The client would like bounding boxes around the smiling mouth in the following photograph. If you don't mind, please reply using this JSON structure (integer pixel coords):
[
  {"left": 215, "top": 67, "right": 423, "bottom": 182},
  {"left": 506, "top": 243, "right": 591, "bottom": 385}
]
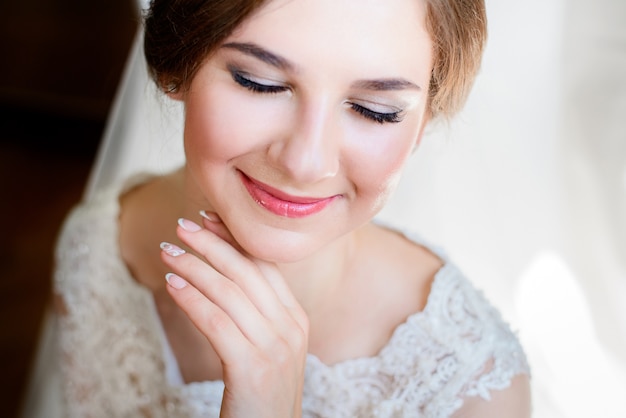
[{"left": 238, "top": 171, "right": 340, "bottom": 218}]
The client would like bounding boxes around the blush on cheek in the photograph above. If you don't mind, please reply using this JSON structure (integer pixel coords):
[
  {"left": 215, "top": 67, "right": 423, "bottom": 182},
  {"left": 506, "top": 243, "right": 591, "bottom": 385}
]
[
  {"left": 349, "top": 129, "right": 415, "bottom": 179},
  {"left": 345, "top": 113, "right": 420, "bottom": 162},
  {"left": 184, "top": 88, "right": 288, "bottom": 162},
  {"left": 371, "top": 170, "right": 405, "bottom": 212},
  {"left": 346, "top": 134, "right": 413, "bottom": 214}
]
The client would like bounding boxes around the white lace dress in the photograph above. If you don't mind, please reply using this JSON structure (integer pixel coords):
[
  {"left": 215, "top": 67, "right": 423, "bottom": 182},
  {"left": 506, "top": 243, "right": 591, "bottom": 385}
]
[{"left": 54, "top": 182, "right": 530, "bottom": 418}]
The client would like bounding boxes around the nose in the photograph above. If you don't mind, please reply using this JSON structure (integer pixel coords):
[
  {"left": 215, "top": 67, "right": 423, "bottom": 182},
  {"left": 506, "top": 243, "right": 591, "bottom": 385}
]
[{"left": 268, "top": 97, "right": 340, "bottom": 184}]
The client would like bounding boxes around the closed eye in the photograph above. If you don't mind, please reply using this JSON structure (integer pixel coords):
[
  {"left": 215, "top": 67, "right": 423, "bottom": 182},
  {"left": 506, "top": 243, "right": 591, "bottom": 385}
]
[
  {"left": 229, "top": 66, "right": 402, "bottom": 123},
  {"left": 351, "top": 103, "right": 403, "bottom": 124},
  {"left": 231, "top": 70, "right": 288, "bottom": 94}
]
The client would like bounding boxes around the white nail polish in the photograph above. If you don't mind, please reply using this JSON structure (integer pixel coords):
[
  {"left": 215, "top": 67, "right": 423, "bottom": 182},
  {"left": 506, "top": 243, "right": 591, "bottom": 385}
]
[
  {"left": 160, "top": 242, "right": 186, "bottom": 257},
  {"left": 165, "top": 273, "right": 188, "bottom": 289},
  {"left": 199, "top": 210, "right": 221, "bottom": 223}
]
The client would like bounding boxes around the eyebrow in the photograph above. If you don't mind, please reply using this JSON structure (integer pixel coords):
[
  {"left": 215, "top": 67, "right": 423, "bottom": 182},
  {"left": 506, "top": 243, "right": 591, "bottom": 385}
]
[
  {"left": 221, "top": 41, "right": 420, "bottom": 92},
  {"left": 222, "top": 42, "right": 295, "bottom": 71},
  {"left": 351, "top": 78, "right": 421, "bottom": 92}
]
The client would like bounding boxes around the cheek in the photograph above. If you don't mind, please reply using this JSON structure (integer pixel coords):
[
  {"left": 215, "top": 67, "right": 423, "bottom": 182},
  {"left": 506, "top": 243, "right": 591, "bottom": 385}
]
[
  {"left": 345, "top": 122, "right": 420, "bottom": 205},
  {"left": 183, "top": 88, "right": 284, "bottom": 165}
]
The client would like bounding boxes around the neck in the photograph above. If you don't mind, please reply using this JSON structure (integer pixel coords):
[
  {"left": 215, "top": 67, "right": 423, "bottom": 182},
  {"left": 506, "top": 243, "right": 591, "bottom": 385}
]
[{"left": 275, "top": 228, "right": 360, "bottom": 315}]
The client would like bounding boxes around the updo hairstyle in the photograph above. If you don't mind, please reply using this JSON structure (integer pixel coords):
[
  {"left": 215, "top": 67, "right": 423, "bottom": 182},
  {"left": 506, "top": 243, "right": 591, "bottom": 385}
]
[{"left": 144, "top": 0, "right": 487, "bottom": 119}]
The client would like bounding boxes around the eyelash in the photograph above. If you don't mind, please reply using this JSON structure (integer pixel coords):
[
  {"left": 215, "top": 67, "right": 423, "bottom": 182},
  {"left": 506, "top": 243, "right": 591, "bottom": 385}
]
[
  {"left": 350, "top": 103, "right": 402, "bottom": 124},
  {"left": 231, "top": 71, "right": 403, "bottom": 124},
  {"left": 232, "top": 71, "right": 287, "bottom": 94}
]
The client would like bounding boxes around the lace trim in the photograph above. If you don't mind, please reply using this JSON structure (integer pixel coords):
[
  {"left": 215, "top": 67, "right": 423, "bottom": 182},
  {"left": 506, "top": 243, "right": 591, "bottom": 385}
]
[{"left": 54, "top": 181, "right": 529, "bottom": 417}]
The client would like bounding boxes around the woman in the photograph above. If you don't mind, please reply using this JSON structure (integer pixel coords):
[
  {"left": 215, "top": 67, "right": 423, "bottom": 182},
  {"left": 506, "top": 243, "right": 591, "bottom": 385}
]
[{"left": 53, "top": 0, "right": 530, "bottom": 416}]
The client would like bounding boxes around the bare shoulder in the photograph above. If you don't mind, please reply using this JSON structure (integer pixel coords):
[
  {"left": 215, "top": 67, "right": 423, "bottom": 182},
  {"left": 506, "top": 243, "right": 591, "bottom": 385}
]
[
  {"left": 118, "top": 171, "right": 183, "bottom": 290},
  {"left": 359, "top": 223, "right": 444, "bottom": 315},
  {"left": 118, "top": 171, "right": 182, "bottom": 222},
  {"left": 367, "top": 224, "right": 443, "bottom": 284},
  {"left": 451, "top": 373, "right": 532, "bottom": 418}
]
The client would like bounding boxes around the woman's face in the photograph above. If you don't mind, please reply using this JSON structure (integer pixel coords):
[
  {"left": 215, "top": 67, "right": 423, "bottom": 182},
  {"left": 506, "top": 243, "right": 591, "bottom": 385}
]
[{"left": 182, "top": 0, "right": 433, "bottom": 263}]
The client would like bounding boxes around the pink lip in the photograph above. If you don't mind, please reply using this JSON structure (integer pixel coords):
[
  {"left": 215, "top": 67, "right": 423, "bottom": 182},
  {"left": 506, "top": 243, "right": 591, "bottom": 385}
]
[{"left": 239, "top": 171, "right": 339, "bottom": 218}]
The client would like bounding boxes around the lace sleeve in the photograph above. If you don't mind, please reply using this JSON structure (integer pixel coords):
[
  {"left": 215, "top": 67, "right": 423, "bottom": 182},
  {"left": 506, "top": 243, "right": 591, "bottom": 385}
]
[
  {"left": 452, "top": 373, "right": 531, "bottom": 418},
  {"left": 422, "top": 267, "right": 531, "bottom": 418},
  {"left": 300, "top": 262, "right": 530, "bottom": 418},
  {"left": 53, "top": 196, "right": 207, "bottom": 417}
]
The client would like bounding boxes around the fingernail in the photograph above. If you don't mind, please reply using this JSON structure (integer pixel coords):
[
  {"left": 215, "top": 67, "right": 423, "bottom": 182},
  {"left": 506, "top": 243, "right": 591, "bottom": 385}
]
[
  {"left": 199, "top": 210, "right": 222, "bottom": 223},
  {"left": 178, "top": 218, "right": 202, "bottom": 232},
  {"left": 160, "top": 242, "right": 186, "bottom": 257},
  {"left": 165, "top": 273, "right": 188, "bottom": 289}
]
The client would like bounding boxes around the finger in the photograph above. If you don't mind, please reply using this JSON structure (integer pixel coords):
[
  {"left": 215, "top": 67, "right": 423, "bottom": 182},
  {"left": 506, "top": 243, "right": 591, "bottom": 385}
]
[
  {"left": 193, "top": 214, "right": 301, "bottom": 312},
  {"left": 176, "top": 219, "right": 288, "bottom": 321},
  {"left": 199, "top": 210, "right": 243, "bottom": 253},
  {"left": 253, "top": 259, "right": 301, "bottom": 310},
  {"left": 164, "top": 273, "right": 254, "bottom": 365},
  {"left": 160, "top": 244, "right": 275, "bottom": 345},
  {"left": 175, "top": 219, "right": 307, "bottom": 343},
  {"left": 256, "top": 261, "right": 309, "bottom": 333}
]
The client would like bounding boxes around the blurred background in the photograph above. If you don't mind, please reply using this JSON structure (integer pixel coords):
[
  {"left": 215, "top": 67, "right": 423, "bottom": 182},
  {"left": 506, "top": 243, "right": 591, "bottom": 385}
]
[{"left": 0, "top": 1, "right": 137, "bottom": 416}]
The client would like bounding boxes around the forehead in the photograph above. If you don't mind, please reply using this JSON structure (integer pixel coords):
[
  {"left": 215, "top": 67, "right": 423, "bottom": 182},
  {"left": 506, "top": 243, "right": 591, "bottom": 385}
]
[{"left": 227, "top": 0, "right": 433, "bottom": 82}]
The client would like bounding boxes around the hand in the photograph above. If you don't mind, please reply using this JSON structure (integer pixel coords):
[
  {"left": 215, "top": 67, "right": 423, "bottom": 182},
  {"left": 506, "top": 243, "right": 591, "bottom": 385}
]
[{"left": 160, "top": 214, "right": 309, "bottom": 418}]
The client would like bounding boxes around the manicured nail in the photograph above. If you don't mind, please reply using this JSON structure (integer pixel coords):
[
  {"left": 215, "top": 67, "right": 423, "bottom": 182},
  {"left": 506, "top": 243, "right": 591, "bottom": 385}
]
[
  {"left": 160, "top": 242, "right": 186, "bottom": 257},
  {"left": 199, "top": 210, "right": 222, "bottom": 223},
  {"left": 178, "top": 218, "right": 202, "bottom": 232},
  {"left": 165, "top": 273, "right": 188, "bottom": 289}
]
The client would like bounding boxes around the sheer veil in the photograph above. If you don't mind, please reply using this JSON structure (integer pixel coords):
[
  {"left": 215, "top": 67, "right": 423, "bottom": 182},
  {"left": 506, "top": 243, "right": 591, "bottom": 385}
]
[
  {"left": 83, "top": 30, "right": 184, "bottom": 198},
  {"left": 21, "top": 0, "right": 626, "bottom": 417}
]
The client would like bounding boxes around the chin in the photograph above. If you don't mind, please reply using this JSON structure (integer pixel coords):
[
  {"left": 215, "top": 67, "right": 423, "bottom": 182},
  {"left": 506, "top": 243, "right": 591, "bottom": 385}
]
[{"left": 232, "top": 224, "right": 332, "bottom": 264}]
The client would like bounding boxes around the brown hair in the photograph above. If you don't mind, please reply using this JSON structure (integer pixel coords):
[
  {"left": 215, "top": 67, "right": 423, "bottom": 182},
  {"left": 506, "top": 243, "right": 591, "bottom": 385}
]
[
  {"left": 144, "top": 0, "right": 266, "bottom": 92},
  {"left": 425, "top": 0, "right": 487, "bottom": 117},
  {"left": 144, "top": 0, "right": 487, "bottom": 118}
]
